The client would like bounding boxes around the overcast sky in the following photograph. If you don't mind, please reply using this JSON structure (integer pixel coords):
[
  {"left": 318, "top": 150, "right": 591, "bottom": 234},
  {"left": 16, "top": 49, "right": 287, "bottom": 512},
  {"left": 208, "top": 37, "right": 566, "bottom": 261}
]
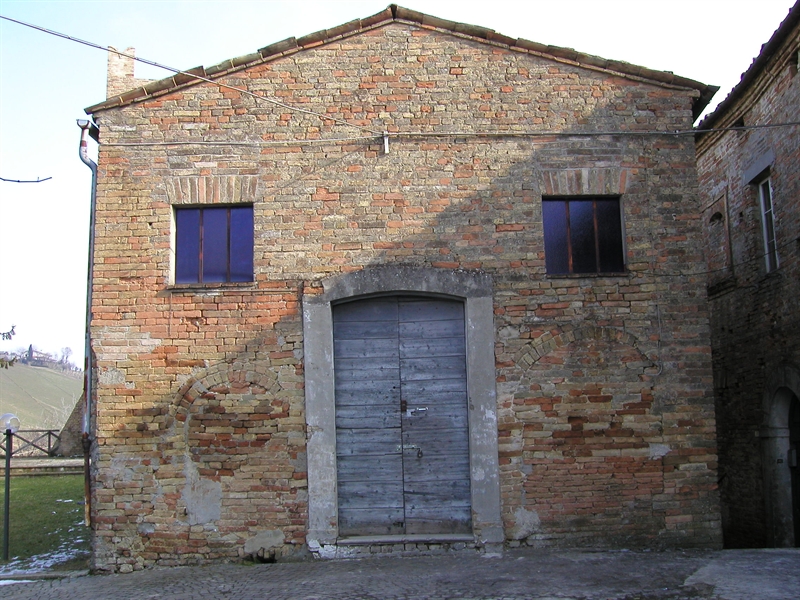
[{"left": 0, "top": 0, "right": 796, "bottom": 364}]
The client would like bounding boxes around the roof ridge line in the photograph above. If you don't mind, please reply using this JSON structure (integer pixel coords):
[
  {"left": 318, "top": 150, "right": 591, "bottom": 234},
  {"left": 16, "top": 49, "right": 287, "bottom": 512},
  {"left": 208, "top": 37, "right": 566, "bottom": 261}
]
[{"left": 86, "top": 4, "right": 716, "bottom": 117}]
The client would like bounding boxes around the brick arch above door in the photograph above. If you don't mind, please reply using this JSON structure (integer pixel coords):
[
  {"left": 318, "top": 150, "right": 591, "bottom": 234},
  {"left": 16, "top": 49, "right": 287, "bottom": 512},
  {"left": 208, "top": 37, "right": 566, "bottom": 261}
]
[{"left": 302, "top": 267, "right": 502, "bottom": 553}]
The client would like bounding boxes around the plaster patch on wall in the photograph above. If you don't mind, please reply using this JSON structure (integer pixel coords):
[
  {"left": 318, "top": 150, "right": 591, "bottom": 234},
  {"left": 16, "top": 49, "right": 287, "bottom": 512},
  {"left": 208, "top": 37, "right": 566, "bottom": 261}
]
[
  {"left": 308, "top": 541, "right": 358, "bottom": 559},
  {"left": 109, "top": 457, "right": 138, "bottom": 482},
  {"left": 94, "top": 326, "right": 162, "bottom": 363},
  {"left": 99, "top": 368, "right": 126, "bottom": 385},
  {"left": 498, "top": 326, "right": 517, "bottom": 340},
  {"left": 649, "top": 443, "right": 671, "bottom": 459},
  {"left": 244, "top": 530, "right": 285, "bottom": 555},
  {"left": 183, "top": 460, "right": 221, "bottom": 525},
  {"left": 511, "top": 507, "right": 541, "bottom": 540}
]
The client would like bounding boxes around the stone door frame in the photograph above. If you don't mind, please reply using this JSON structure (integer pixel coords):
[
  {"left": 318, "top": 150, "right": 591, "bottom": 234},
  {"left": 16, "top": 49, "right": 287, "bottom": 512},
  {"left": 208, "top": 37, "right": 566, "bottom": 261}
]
[{"left": 302, "top": 267, "right": 502, "bottom": 552}]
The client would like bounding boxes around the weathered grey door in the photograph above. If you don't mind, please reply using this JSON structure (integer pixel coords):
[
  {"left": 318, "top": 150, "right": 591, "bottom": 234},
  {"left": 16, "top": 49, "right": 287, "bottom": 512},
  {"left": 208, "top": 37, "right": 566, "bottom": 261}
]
[{"left": 334, "top": 296, "right": 471, "bottom": 536}]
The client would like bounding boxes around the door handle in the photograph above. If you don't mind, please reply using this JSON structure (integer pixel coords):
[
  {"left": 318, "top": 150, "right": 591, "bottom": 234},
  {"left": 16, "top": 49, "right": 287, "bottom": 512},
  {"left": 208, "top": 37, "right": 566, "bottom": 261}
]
[
  {"left": 405, "top": 407, "right": 428, "bottom": 417},
  {"left": 397, "top": 444, "right": 424, "bottom": 458},
  {"left": 398, "top": 444, "right": 419, "bottom": 451}
]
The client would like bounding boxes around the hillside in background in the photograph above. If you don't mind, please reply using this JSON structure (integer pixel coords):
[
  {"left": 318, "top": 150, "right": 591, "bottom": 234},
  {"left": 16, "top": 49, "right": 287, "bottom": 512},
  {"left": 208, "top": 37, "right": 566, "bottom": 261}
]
[{"left": 0, "top": 364, "right": 82, "bottom": 430}]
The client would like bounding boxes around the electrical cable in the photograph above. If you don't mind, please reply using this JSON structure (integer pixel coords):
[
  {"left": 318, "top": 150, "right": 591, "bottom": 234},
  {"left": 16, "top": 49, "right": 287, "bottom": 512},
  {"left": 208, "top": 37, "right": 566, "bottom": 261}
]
[
  {"left": 3, "top": 14, "right": 800, "bottom": 144},
  {"left": 0, "top": 176, "right": 52, "bottom": 183},
  {"left": 0, "top": 14, "right": 385, "bottom": 136},
  {"left": 646, "top": 235, "right": 799, "bottom": 279},
  {"left": 106, "top": 136, "right": 378, "bottom": 147},
  {"left": 392, "top": 122, "right": 800, "bottom": 137},
  {"left": 3, "top": 13, "right": 795, "bottom": 284},
  {"left": 100, "top": 121, "right": 800, "bottom": 147}
]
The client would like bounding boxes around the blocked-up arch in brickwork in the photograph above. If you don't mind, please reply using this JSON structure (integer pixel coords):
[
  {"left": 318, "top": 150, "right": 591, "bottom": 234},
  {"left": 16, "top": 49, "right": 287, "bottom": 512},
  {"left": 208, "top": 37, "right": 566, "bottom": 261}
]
[
  {"left": 512, "top": 325, "right": 655, "bottom": 372},
  {"left": 167, "top": 337, "right": 302, "bottom": 478},
  {"left": 173, "top": 371, "right": 291, "bottom": 474},
  {"left": 501, "top": 325, "right": 665, "bottom": 546},
  {"left": 135, "top": 333, "right": 308, "bottom": 562}
]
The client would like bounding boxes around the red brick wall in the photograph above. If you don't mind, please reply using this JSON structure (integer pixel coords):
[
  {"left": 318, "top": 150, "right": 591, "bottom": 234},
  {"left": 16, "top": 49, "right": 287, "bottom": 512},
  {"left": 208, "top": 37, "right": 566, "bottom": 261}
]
[
  {"left": 696, "top": 27, "right": 800, "bottom": 548},
  {"left": 90, "top": 22, "right": 720, "bottom": 571}
]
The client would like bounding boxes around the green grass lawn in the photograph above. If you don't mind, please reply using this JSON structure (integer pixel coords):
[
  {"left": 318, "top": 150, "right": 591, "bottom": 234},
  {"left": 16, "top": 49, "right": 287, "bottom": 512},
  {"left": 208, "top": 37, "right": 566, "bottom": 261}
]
[{"left": 0, "top": 474, "right": 90, "bottom": 572}]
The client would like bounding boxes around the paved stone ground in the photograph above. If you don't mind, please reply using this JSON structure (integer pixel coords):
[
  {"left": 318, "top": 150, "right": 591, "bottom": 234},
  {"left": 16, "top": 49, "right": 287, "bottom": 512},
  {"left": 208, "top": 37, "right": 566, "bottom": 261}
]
[{"left": 0, "top": 548, "right": 797, "bottom": 600}]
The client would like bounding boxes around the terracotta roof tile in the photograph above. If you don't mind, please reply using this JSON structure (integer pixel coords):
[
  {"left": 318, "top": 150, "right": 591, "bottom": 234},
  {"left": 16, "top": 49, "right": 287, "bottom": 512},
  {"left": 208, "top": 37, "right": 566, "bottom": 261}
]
[
  {"left": 258, "top": 37, "right": 299, "bottom": 58},
  {"left": 360, "top": 7, "right": 393, "bottom": 28},
  {"left": 697, "top": 2, "right": 799, "bottom": 132},
  {"left": 172, "top": 66, "right": 206, "bottom": 86}
]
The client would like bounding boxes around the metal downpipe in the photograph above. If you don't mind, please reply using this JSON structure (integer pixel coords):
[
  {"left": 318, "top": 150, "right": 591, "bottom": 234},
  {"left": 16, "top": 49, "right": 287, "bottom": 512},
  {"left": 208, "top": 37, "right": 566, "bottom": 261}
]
[{"left": 77, "top": 119, "right": 97, "bottom": 527}]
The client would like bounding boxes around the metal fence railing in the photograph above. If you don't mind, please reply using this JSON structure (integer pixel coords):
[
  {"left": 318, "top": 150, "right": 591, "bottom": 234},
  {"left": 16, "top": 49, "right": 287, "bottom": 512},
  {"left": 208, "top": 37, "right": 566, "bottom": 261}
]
[{"left": 0, "top": 430, "right": 61, "bottom": 458}]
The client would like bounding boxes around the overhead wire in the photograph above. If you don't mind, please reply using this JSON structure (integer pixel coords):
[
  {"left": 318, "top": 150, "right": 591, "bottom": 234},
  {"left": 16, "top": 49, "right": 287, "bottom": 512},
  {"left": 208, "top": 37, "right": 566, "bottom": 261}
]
[
  {"left": 98, "top": 119, "right": 800, "bottom": 148},
  {"left": 3, "top": 13, "right": 800, "bottom": 146},
  {"left": 0, "top": 176, "right": 53, "bottom": 183},
  {"left": 0, "top": 14, "right": 384, "bottom": 137},
  {"left": 3, "top": 13, "right": 797, "bottom": 282},
  {"left": 392, "top": 122, "right": 800, "bottom": 138},
  {"left": 106, "top": 136, "right": 378, "bottom": 147},
  {"left": 649, "top": 235, "right": 799, "bottom": 279}
]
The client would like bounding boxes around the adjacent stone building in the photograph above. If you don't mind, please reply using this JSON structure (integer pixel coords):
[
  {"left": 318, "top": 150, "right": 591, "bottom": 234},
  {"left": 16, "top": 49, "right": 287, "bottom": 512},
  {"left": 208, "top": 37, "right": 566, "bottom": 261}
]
[
  {"left": 696, "top": 3, "right": 800, "bottom": 548},
  {"left": 84, "top": 5, "right": 722, "bottom": 572}
]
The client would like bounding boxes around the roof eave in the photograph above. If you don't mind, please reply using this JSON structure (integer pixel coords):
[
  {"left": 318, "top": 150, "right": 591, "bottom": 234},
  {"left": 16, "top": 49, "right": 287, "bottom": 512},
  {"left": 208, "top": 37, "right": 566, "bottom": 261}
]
[
  {"left": 696, "top": 2, "right": 800, "bottom": 134},
  {"left": 86, "top": 3, "right": 716, "bottom": 115}
]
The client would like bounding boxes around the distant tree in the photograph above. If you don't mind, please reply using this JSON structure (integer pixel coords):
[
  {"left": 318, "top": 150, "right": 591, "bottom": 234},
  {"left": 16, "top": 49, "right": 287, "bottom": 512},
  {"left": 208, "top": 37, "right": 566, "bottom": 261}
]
[
  {"left": 60, "top": 347, "right": 73, "bottom": 364},
  {"left": 1, "top": 325, "right": 16, "bottom": 368}
]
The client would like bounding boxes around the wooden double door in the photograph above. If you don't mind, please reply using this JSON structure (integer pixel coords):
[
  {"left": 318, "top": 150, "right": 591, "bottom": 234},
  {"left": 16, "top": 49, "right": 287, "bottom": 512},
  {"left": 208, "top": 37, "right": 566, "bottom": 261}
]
[{"left": 333, "top": 296, "right": 472, "bottom": 536}]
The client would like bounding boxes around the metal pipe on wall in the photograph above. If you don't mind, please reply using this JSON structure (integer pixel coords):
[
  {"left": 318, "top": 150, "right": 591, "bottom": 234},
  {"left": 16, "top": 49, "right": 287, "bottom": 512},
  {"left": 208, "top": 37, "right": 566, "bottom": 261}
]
[{"left": 77, "top": 119, "right": 97, "bottom": 527}]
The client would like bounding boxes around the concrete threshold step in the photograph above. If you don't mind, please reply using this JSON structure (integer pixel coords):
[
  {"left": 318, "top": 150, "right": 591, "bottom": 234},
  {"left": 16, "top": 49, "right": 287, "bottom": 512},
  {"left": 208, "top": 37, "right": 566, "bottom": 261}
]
[{"left": 337, "top": 534, "right": 474, "bottom": 546}]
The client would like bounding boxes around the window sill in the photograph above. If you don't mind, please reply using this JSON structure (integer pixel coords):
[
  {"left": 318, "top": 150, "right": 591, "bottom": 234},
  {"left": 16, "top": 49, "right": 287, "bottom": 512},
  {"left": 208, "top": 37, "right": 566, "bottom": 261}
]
[
  {"left": 545, "top": 272, "right": 629, "bottom": 279},
  {"left": 167, "top": 281, "right": 256, "bottom": 293}
]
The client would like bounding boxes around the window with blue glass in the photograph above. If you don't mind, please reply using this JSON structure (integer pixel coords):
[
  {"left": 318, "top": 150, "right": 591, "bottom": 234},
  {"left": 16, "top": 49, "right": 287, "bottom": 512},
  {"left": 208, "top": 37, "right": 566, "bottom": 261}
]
[
  {"left": 175, "top": 205, "right": 254, "bottom": 284},
  {"left": 542, "top": 197, "right": 625, "bottom": 275}
]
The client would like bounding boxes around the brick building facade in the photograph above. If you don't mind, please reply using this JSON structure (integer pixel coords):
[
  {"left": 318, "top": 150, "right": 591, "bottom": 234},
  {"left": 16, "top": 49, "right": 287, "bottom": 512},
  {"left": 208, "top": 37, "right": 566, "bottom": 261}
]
[
  {"left": 84, "top": 6, "right": 722, "bottom": 572},
  {"left": 695, "top": 3, "right": 800, "bottom": 548}
]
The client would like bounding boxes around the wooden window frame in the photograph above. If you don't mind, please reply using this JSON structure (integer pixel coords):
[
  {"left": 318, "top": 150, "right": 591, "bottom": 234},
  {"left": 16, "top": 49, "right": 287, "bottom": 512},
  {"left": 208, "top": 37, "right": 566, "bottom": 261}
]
[
  {"left": 174, "top": 204, "right": 254, "bottom": 284},
  {"left": 542, "top": 196, "right": 626, "bottom": 276},
  {"left": 757, "top": 177, "right": 779, "bottom": 273}
]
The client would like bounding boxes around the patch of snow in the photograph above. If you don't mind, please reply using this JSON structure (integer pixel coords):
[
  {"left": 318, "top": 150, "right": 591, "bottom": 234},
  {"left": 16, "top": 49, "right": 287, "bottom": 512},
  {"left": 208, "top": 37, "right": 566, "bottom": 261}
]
[{"left": 0, "top": 541, "right": 88, "bottom": 576}]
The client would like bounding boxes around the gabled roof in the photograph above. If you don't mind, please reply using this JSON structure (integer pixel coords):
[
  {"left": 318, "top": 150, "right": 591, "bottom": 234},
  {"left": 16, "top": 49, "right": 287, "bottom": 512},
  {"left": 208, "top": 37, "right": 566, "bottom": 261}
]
[
  {"left": 696, "top": 1, "right": 799, "bottom": 133},
  {"left": 86, "top": 4, "right": 717, "bottom": 119}
]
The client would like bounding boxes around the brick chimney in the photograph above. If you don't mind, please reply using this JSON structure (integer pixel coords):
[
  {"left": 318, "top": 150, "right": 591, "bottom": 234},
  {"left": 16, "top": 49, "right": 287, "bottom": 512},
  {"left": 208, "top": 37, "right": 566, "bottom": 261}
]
[{"left": 106, "top": 47, "right": 148, "bottom": 98}]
